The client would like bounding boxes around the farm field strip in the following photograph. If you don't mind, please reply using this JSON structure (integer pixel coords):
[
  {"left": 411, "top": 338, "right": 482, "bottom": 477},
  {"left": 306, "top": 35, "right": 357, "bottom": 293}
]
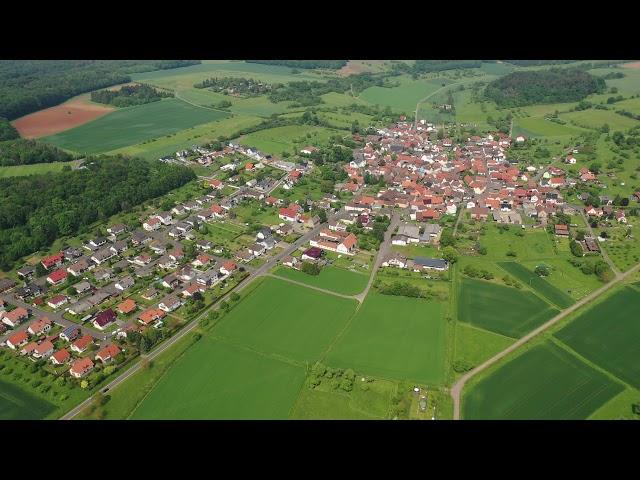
[
  {"left": 271, "top": 265, "right": 369, "bottom": 296},
  {"left": 497, "top": 261, "right": 575, "bottom": 309}
]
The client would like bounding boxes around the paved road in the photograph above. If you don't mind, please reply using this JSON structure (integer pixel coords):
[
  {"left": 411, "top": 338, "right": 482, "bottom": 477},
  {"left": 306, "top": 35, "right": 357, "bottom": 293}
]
[
  {"left": 353, "top": 212, "right": 400, "bottom": 303},
  {"left": 60, "top": 215, "right": 338, "bottom": 420},
  {"left": 450, "top": 261, "right": 640, "bottom": 419},
  {"left": 580, "top": 212, "right": 621, "bottom": 277},
  {"left": 1, "top": 293, "right": 107, "bottom": 344}
]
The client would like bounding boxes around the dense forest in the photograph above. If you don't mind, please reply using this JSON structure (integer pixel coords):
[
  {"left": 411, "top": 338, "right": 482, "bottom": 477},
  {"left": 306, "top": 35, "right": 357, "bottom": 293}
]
[
  {"left": 392, "top": 60, "right": 482, "bottom": 75},
  {"left": 0, "top": 139, "right": 75, "bottom": 166},
  {"left": 0, "top": 60, "right": 200, "bottom": 120},
  {"left": 246, "top": 60, "right": 347, "bottom": 70},
  {"left": 504, "top": 60, "right": 577, "bottom": 67},
  {"left": 0, "top": 117, "right": 19, "bottom": 141},
  {"left": 90, "top": 83, "right": 173, "bottom": 107},
  {"left": 0, "top": 156, "right": 196, "bottom": 270},
  {"left": 484, "top": 68, "right": 606, "bottom": 107},
  {"left": 193, "top": 77, "right": 272, "bottom": 96}
]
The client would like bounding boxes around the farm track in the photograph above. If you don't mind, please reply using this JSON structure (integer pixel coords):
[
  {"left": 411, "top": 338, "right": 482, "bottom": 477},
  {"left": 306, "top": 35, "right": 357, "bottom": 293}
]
[
  {"left": 451, "top": 260, "right": 640, "bottom": 419},
  {"left": 264, "top": 273, "right": 360, "bottom": 301}
]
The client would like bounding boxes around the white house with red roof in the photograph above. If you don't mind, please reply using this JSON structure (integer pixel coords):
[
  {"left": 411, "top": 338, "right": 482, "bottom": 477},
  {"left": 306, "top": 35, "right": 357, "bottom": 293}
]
[
  {"left": 46, "top": 268, "right": 68, "bottom": 285},
  {"left": 69, "top": 357, "right": 94, "bottom": 378}
]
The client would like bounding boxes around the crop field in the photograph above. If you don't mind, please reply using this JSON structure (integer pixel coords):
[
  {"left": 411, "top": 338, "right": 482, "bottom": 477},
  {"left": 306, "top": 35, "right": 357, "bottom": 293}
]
[
  {"left": 498, "top": 262, "right": 575, "bottom": 309},
  {"left": 43, "top": 98, "right": 231, "bottom": 154},
  {"left": 175, "top": 88, "right": 298, "bottom": 117},
  {"left": 239, "top": 125, "right": 342, "bottom": 156},
  {"left": 272, "top": 265, "right": 369, "bottom": 296},
  {"left": 453, "top": 323, "right": 514, "bottom": 372},
  {"left": 325, "top": 292, "right": 447, "bottom": 385},
  {"left": 457, "top": 278, "right": 559, "bottom": 338},
  {"left": 452, "top": 90, "right": 502, "bottom": 128},
  {"left": 554, "top": 287, "right": 640, "bottom": 389},
  {"left": 359, "top": 77, "right": 454, "bottom": 112},
  {"left": 213, "top": 277, "right": 358, "bottom": 363},
  {"left": 512, "top": 116, "right": 585, "bottom": 138},
  {"left": 0, "top": 379, "right": 56, "bottom": 420},
  {"left": 107, "top": 114, "right": 263, "bottom": 160},
  {"left": 463, "top": 342, "right": 624, "bottom": 419},
  {"left": 131, "top": 337, "right": 306, "bottom": 419}
]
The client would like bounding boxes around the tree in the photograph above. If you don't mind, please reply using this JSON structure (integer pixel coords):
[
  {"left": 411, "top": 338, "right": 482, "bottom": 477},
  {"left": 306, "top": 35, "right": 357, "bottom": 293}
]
[
  {"left": 230, "top": 292, "right": 240, "bottom": 302},
  {"left": 570, "top": 240, "right": 584, "bottom": 257},
  {"left": 442, "top": 247, "right": 458, "bottom": 264},
  {"left": 534, "top": 264, "right": 550, "bottom": 276}
]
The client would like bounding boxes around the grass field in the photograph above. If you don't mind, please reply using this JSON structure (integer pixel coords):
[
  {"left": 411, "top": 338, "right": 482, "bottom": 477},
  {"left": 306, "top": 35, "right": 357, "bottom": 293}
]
[
  {"left": 588, "top": 388, "right": 640, "bottom": 420},
  {"left": 479, "top": 225, "right": 555, "bottom": 261},
  {"left": 497, "top": 262, "right": 575, "bottom": 309},
  {"left": 107, "top": 114, "right": 263, "bottom": 160},
  {"left": 457, "top": 278, "right": 559, "bottom": 338},
  {"left": 463, "top": 341, "right": 624, "bottom": 419},
  {"left": 43, "top": 98, "right": 230, "bottom": 154},
  {"left": 325, "top": 292, "right": 447, "bottom": 385},
  {"left": 273, "top": 265, "right": 369, "bottom": 296},
  {"left": 213, "top": 277, "right": 358, "bottom": 363},
  {"left": 131, "top": 337, "right": 306, "bottom": 419},
  {"left": 0, "top": 379, "right": 56, "bottom": 420},
  {"left": 554, "top": 287, "right": 640, "bottom": 389},
  {"left": 521, "top": 257, "right": 602, "bottom": 300},
  {"left": 453, "top": 323, "right": 514, "bottom": 371},
  {"left": 238, "top": 124, "right": 343, "bottom": 156},
  {"left": 360, "top": 77, "right": 453, "bottom": 112},
  {"left": 0, "top": 160, "right": 81, "bottom": 178},
  {"left": 512, "top": 116, "right": 586, "bottom": 138},
  {"left": 560, "top": 109, "right": 640, "bottom": 131}
]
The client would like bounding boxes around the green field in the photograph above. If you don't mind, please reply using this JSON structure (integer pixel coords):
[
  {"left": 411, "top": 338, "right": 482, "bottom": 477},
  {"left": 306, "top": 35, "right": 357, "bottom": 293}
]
[
  {"left": 521, "top": 257, "right": 602, "bottom": 300},
  {"left": 457, "top": 278, "right": 559, "bottom": 338},
  {"left": 512, "top": 116, "right": 586, "bottom": 138},
  {"left": 213, "top": 277, "right": 358, "bottom": 363},
  {"left": 555, "top": 287, "right": 640, "bottom": 389},
  {"left": 453, "top": 323, "right": 514, "bottom": 371},
  {"left": 238, "top": 124, "right": 342, "bottom": 156},
  {"left": 497, "top": 262, "right": 575, "bottom": 309},
  {"left": 43, "top": 98, "right": 231, "bottom": 154},
  {"left": 273, "top": 265, "right": 369, "bottom": 295},
  {"left": 560, "top": 108, "right": 640, "bottom": 131},
  {"left": 325, "top": 292, "right": 447, "bottom": 385},
  {"left": 479, "top": 225, "right": 555, "bottom": 261},
  {"left": 0, "top": 160, "right": 80, "bottom": 178},
  {"left": 0, "top": 379, "right": 56, "bottom": 420},
  {"left": 360, "top": 77, "right": 453, "bottom": 112},
  {"left": 131, "top": 337, "right": 305, "bottom": 419},
  {"left": 463, "top": 342, "right": 624, "bottom": 419}
]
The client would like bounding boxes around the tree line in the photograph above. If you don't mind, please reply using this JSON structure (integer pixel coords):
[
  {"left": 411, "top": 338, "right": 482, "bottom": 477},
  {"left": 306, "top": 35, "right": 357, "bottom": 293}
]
[
  {"left": 0, "top": 156, "right": 196, "bottom": 270},
  {"left": 193, "top": 76, "right": 272, "bottom": 96},
  {"left": 0, "top": 60, "right": 200, "bottom": 120},
  {"left": 0, "top": 117, "right": 19, "bottom": 141},
  {"left": 246, "top": 60, "right": 347, "bottom": 70},
  {"left": 484, "top": 68, "right": 606, "bottom": 107},
  {"left": 0, "top": 139, "right": 75, "bottom": 166},
  {"left": 90, "top": 83, "right": 173, "bottom": 108}
]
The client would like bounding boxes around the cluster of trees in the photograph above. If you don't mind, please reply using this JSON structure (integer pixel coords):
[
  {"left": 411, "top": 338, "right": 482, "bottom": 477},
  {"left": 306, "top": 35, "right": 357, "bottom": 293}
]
[
  {"left": 308, "top": 363, "right": 356, "bottom": 392},
  {"left": 378, "top": 281, "right": 425, "bottom": 298},
  {"left": 193, "top": 76, "right": 272, "bottom": 96},
  {"left": 0, "top": 60, "right": 200, "bottom": 120},
  {"left": 502, "top": 275, "right": 522, "bottom": 289},
  {"left": 301, "top": 262, "right": 321, "bottom": 276},
  {"left": 246, "top": 60, "right": 347, "bottom": 70},
  {"left": 600, "top": 71, "right": 625, "bottom": 80},
  {"left": 0, "top": 156, "right": 196, "bottom": 270},
  {"left": 90, "top": 83, "right": 173, "bottom": 108},
  {"left": 127, "top": 328, "right": 165, "bottom": 353},
  {"left": 0, "top": 139, "right": 75, "bottom": 166},
  {"left": 568, "top": 257, "right": 614, "bottom": 282},
  {"left": 0, "top": 117, "right": 18, "bottom": 141},
  {"left": 392, "top": 60, "right": 482, "bottom": 75},
  {"left": 463, "top": 264, "right": 494, "bottom": 280},
  {"left": 504, "top": 60, "right": 577, "bottom": 67},
  {"left": 485, "top": 68, "right": 606, "bottom": 107}
]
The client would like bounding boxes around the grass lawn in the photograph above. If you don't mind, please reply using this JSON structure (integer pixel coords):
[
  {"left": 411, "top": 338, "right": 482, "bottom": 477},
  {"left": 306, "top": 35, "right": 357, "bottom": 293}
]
[
  {"left": 453, "top": 323, "right": 514, "bottom": 371},
  {"left": 0, "top": 160, "right": 81, "bottom": 178},
  {"left": 521, "top": 257, "right": 602, "bottom": 300},
  {"left": 131, "top": 337, "right": 306, "bottom": 419},
  {"left": 325, "top": 292, "right": 447, "bottom": 385},
  {"left": 239, "top": 125, "right": 343, "bottom": 156},
  {"left": 554, "top": 287, "right": 640, "bottom": 389},
  {"left": 43, "top": 98, "right": 230, "bottom": 154},
  {"left": 497, "top": 262, "right": 575, "bottom": 309},
  {"left": 272, "top": 265, "right": 369, "bottom": 295},
  {"left": 458, "top": 277, "right": 559, "bottom": 338},
  {"left": 560, "top": 108, "right": 640, "bottom": 131},
  {"left": 479, "top": 224, "right": 556, "bottom": 261},
  {"left": 0, "top": 379, "right": 56, "bottom": 420},
  {"left": 213, "top": 277, "right": 358, "bottom": 363},
  {"left": 588, "top": 388, "right": 640, "bottom": 420},
  {"left": 463, "top": 341, "right": 624, "bottom": 419},
  {"left": 600, "top": 224, "right": 640, "bottom": 272},
  {"left": 512, "top": 116, "right": 586, "bottom": 138}
]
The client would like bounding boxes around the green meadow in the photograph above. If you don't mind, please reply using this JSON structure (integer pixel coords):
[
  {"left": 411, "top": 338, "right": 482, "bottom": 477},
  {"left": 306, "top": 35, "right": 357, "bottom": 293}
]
[
  {"left": 273, "top": 265, "right": 369, "bottom": 296},
  {"left": 497, "top": 262, "right": 575, "bottom": 309}
]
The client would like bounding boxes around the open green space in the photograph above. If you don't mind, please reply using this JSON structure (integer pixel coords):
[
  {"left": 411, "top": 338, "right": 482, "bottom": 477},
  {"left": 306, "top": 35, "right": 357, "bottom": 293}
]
[
  {"left": 513, "top": 116, "right": 586, "bottom": 138},
  {"left": 0, "top": 160, "right": 81, "bottom": 178},
  {"left": 463, "top": 341, "right": 624, "bottom": 419},
  {"left": 479, "top": 225, "right": 555, "bottom": 261},
  {"left": 555, "top": 287, "right": 640, "bottom": 389},
  {"left": 497, "top": 262, "right": 575, "bottom": 309},
  {"left": 457, "top": 277, "right": 559, "bottom": 338},
  {"left": 0, "top": 379, "right": 56, "bottom": 420},
  {"left": 43, "top": 98, "right": 230, "bottom": 154},
  {"left": 560, "top": 108, "right": 639, "bottom": 131},
  {"left": 238, "top": 124, "right": 343, "bottom": 156},
  {"left": 131, "top": 337, "right": 305, "bottom": 419},
  {"left": 521, "top": 257, "right": 602, "bottom": 300},
  {"left": 588, "top": 388, "right": 640, "bottom": 420},
  {"left": 213, "top": 277, "right": 358, "bottom": 363},
  {"left": 453, "top": 323, "right": 514, "bottom": 371},
  {"left": 325, "top": 292, "right": 447, "bottom": 385},
  {"left": 272, "top": 265, "right": 369, "bottom": 296},
  {"left": 360, "top": 77, "right": 454, "bottom": 112}
]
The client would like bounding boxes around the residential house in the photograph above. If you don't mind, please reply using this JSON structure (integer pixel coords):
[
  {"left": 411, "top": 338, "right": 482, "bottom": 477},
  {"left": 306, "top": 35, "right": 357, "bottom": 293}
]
[
  {"left": 28, "top": 317, "right": 52, "bottom": 336},
  {"left": 158, "top": 295, "right": 181, "bottom": 313},
  {"left": 46, "top": 268, "right": 68, "bottom": 285},
  {"left": 50, "top": 348, "right": 71, "bottom": 365},
  {"left": 70, "top": 335, "right": 94, "bottom": 354},
  {"left": 95, "top": 344, "right": 121, "bottom": 364},
  {"left": 47, "top": 295, "right": 68, "bottom": 309},
  {"left": 92, "top": 309, "right": 117, "bottom": 330},
  {"left": 69, "top": 357, "right": 94, "bottom": 378},
  {"left": 6, "top": 331, "right": 29, "bottom": 350},
  {"left": 33, "top": 340, "right": 54, "bottom": 359}
]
